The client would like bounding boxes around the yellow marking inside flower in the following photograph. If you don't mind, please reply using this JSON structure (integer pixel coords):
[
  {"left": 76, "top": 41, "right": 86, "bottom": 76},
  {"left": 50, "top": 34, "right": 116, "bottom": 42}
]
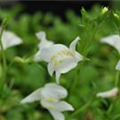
[
  {"left": 48, "top": 99, "right": 55, "bottom": 103},
  {"left": 54, "top": 60, "right": 58, "bottom": 66},
  {"left": 46, "top": 100, "right": 54, "bottom": 109},
  {"left": 47, "top": 96, "right": 56, "bottom": 103},
  {"left": 51, "top": 49, "right": 75, "bottom": 61},
  {"left": 48, "top": 106, "right": 54, "bottom": 110}
]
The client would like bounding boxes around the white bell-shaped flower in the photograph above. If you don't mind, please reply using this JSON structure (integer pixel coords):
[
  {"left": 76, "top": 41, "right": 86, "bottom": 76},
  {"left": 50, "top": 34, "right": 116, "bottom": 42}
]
[
  {"left": 100, "top": 35, "right": 120, "bottom": 71},
  {"left": 0, "top": 29, "right": 22, "bottom": 50},
  {"left": 96, "top": 87, "right": 118, "bottom": 98},
  {"left": 21, "top": 83, "right": 74, "bottom": 120},
  {"left": 100, "top": 34, "right": 120, "bottom": 53},
  {"left": 40, "top": 36, "right": 83, "bottom": 83},
  {"left": 34, "top": 31, "right": 54, "bottom": 62}
]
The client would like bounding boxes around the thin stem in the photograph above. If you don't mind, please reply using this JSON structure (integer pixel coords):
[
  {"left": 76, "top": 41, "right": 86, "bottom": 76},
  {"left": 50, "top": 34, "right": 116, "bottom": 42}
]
[
  {"left": 69, "top": 22, "right": 97, "bottom": 94},
  {"left": 0, "top": 28, "right": 7, "bottom": 72},
  {"left": 69, "top": 65, "right": 81, "bottom": 94},
  {"left": 0, "top": 20, "right": 7, "bottom": 94},
  {"left": 71, "top": 96, "right": 96, "bottom": 117},
  {"left": 107, "top": 102, "right": 114, "bottom": 114},
  {"left": 115, "top": 71, "right": 119, "bottom": 86},
  {"left": 69, "top": 25, "right": 96, "bottom": 95},
  {"left": 114, "top": 20, "right": 120, "bottom": 36},
  {"left": 70, "top": 10, "right": 108, "bottom": 91}
]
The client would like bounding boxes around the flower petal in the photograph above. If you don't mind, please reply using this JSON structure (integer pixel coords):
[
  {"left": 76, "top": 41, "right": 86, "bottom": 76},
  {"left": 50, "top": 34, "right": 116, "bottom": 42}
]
[
  {"left": 116, "top": 60, "right": 120, "bottom": 70},
  {"left": 47, "top": 62, "right": 55, "bottom": 76},
  {"left": 96, "top": 87, "right": 118, "bottom": 98},
  {"left": 37, "top": 37, "right": 53, "bottom": 51},
  {"left": 100, "top": 34, "right": 120, "bottom": 53},
  {"left": 36, "top": 31, "right": 54, "bottom": 51},
  {"left": 53, "top": 101, "right": 74, "bottom": 112},
  {"left": 21, "top": 88, "right": 43, "bottom": 104},
  {"left": 40, "top": 44, "right": 68, "bottom": 62},
  {"left": 0, "top": 30, "right": 22, "bottom": 50},
  {"left": 41, "top": 83, "right": 67, "bottom": 100},
  {"left": 74, "top": 51, "right": 83, "bottom": 62},
  {"left": 34, "top": 50, "right": 43, "bottom": 62},
  {"left": 40, "top": 100, "right": 53, "bottom": 109},
  {"left": 55, "top": 57, "right": 78, "bottom": 74},
  {"left": 56, "top": 72, "right": 61, "bottom": 84},
  {"left": 69, "top": 36, "right": 80, "bottom": 51},
  {"left": 34, "top": 31, "right": 54, "bottom": 62},
  {"left": 53, "top": 57, "right": 81, "bottom": 83},
  {"left": 36, "top": 31, "right": 46, "bottom": 41},
  {"left": 49, "top": 110, "right": 65, "bottom": 120}
]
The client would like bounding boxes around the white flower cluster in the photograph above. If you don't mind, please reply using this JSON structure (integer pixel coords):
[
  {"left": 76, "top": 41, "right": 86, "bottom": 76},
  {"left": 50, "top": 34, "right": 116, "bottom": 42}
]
[
  {"left": 0, "top": 29, "right": 83, "bottom": 120},
  {"left": 34, "top": 31, "right": 83, "bottom": 83},
  {"left": 1, "top": 27, "right": 119, "bottom": 119},
  {"left": 22, "top": 31, "right": 83, "bottom": 120},
  {"left": 21, "top": 83, "right": 74, "bottom": 120}
]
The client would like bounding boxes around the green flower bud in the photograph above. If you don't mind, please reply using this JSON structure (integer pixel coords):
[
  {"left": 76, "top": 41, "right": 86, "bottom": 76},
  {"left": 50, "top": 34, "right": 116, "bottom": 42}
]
[
  {"left": 14, "top": 57, "right": 26, "bottom": 63},
  {"left": 101, "top": 7, "right": 108, "bottom": 15},
  {"left": 14, "top": 57, "right": 31, "bottom": 64},
  {"left": 113, "top": 12, "right": 120, "bottom": 27},
  {"left": 113, "top": 12, "right": 120, "bottom": 20}
]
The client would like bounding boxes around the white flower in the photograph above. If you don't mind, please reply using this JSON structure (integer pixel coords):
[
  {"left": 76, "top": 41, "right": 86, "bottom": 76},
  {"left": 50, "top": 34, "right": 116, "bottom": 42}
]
[
  {"left": 96, "top": 87, "right": 119, "bottom": 98},
  {"left": 40, "top": 36, "right": 83, "bottom": 83},
  {"left": 100, "top": 34, "right": 120, "bottom": 53},
  {"left": 100, "top": 35, "right": 120, "bottom": 71},
  {"left": 21, "top": 83, "right": 74, "bottom": 120},
  {"left": 34, "top": 31, "right": 54, "bottom": 62},
  {"left": 0, "top": 29, "right": 22, "bottom": 50}
]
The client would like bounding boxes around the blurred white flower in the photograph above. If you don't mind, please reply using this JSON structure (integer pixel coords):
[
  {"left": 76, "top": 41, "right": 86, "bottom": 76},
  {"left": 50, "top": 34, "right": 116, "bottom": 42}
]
[
  {"left": 40, "top": 36, "right": 83, "bottom": 83},
  {"left": 21, "top": 83, "right": 74, "bottom": 120},
  {"left": 34, "top": 31, "right": 54, "bottom": 62},
  {"left": 96, "top": 87, "right": 118, "bottom": 98},
  {"left": 100, "top": 35, "right": 120, "bottom": 71},
  {"left": 0, "top": 29, "right": 22, "bottom": 50},
  {"left": 100, "top": 34, "right": 120, "bottom": 53}
]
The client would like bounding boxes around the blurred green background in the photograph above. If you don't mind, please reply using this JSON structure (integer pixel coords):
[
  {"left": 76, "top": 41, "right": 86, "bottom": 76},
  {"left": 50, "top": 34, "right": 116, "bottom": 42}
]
[{"left": 0, "top": 1, "right": 120, "bottom": 120}]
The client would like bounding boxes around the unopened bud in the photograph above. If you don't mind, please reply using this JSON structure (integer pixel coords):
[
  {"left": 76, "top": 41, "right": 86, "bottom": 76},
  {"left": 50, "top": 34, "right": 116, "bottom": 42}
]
[
  {"left": 113, "top": 13, "right": 120, "bottom": 20},
  {"left": 14, "top": 57, "right": 26, "bottom": 63},
  {"left": 101, "top": 7, "right": 108, "bottom": 15}
]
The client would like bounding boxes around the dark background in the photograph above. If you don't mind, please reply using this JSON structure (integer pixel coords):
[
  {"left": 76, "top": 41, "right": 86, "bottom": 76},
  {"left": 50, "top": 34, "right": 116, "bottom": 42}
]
[
  {"left": 0, "top": 1, "right": 111, "bottom": 19},
  {"left": 19, "top": 1, "right": 110, "bottom": 15}
]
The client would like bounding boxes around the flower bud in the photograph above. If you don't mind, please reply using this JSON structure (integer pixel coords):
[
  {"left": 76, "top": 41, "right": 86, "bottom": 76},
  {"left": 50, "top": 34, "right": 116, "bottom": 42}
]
[
  {"left": 113, "top": 12, "right": 120, "bottom": 27},
  {"left": 14, "top": 57, "right": 31, "bottom": 64},
  {"left": 101, "top": 7, "right": 108, "bottom": 15},
  {"left": 97, "top": 87, "right": 118, "bottom": 98},
  {"left": 113, "top": 12, "right": 120, "bottom": 20}
]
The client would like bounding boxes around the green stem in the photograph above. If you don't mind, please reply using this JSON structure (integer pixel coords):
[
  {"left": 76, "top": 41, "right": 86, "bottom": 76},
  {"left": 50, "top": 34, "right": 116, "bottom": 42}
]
[
  {"left": 69, "top": 23, "right": 97, "bottom": 94},
  {"left": 71, "top": 96, "right": 95, "bottom": 117},
  {"left": 115, "top": 71, "right": 119, "bottom": 86},
  {"left": 69, "top": 25, "right": 96, "bottom": 95},
  {"left": 107, "top": 102, "right": 114, "bottom": 114},
  {"left": 69, "top": 65, "right": 81, "bottom": 94},
  {"left": 0, "top": 20, "right": 7, "bottom": 94},
  {"left": 70, "top": 11, "right": 108, "bottom": 93}
]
